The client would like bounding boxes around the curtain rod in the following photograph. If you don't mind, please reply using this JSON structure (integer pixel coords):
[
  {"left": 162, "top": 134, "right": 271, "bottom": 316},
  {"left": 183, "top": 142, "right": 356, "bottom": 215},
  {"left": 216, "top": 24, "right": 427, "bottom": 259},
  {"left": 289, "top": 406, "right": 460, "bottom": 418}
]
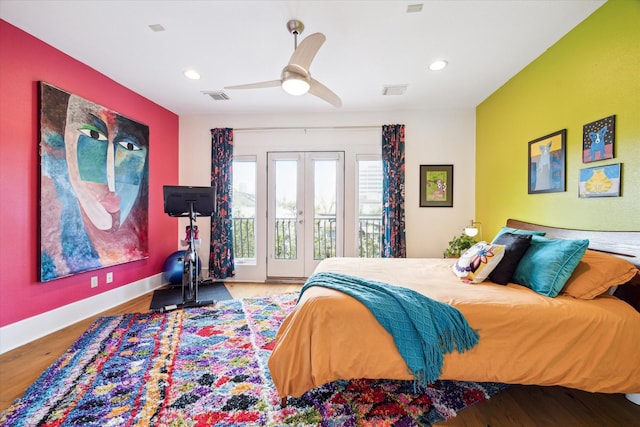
[{"left": 232, "top": 125, "right": 381, "bottom": 132}]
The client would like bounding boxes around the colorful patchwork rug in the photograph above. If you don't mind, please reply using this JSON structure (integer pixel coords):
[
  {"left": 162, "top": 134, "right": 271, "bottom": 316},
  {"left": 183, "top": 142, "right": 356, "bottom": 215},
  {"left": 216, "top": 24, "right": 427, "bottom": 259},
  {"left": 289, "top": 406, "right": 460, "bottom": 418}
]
[{"left": 0, "top": 293, "right": 507, "bottom": 426}]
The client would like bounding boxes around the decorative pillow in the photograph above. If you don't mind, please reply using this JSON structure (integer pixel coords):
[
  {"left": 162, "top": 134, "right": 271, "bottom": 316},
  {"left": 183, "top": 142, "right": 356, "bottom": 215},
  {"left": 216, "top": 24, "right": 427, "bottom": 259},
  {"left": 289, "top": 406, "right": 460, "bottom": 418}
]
[
  {"left": 613, "top": 281, "right": 640, "bottom": 313},
  {"left": 561, "top": 250, "right": 639, "bottom": 299},
  {"left": 513, "top": 236, "right": 589, "bottom": 297},
  {"left": 488, "top": 232, "right": 533, "bottom": 285},
  {"left": 452, "top": 242, "right": 506, "bottom": 283},
  {"left": 491, "top": 226, "right": 546, "bottom": 243}
]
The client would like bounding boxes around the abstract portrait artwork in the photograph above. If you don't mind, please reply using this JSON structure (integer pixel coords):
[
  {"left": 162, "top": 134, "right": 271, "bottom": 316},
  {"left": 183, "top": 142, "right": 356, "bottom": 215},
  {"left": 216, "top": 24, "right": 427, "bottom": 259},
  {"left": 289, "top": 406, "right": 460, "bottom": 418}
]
[
  {"left": 528, "top": 129, "right": 566, "bottom": 194},
  {"left": 39, "top": 82, "right": 149, "bottom": 281},
  {"left": 582, "top": 115, "right": 615, "bottom": 163}
]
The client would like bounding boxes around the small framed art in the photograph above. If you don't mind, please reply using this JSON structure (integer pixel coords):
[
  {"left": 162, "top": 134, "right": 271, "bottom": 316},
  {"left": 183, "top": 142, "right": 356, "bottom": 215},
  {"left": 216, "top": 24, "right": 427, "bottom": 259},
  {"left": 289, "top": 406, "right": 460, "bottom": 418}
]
[
  {"left": 579, "top": 163, "right": 621, "bottom": 198},
  {"left": 420, "top": 164, "right": 453, "bottom": 207},
  {"left": 583, "top": 115, "right": 615, "bottom": 163},
  {"left": 528, "top": 129, "right": 566, "bottom": 194}
]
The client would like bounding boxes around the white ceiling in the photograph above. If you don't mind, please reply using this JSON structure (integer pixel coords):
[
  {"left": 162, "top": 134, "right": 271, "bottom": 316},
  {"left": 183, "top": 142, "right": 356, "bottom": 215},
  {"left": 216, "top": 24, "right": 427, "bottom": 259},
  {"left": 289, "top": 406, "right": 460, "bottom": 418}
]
[{"left": 0, "top": 0, "right": 605, "bottom": 116}]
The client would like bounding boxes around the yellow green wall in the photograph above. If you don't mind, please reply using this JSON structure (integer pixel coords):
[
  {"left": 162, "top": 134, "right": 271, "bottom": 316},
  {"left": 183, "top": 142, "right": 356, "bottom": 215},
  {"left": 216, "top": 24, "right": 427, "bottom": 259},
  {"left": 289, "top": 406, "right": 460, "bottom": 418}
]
[{"left": 476, "top": 0, "right": 640, "bottom": 239}]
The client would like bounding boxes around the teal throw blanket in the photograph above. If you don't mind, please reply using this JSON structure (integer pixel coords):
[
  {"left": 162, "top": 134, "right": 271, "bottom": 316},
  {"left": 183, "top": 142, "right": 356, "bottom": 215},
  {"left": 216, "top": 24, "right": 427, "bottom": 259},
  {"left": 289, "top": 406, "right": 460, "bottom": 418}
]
[{"left": 301, "top": 272, "right": 479, "bottom": 386}]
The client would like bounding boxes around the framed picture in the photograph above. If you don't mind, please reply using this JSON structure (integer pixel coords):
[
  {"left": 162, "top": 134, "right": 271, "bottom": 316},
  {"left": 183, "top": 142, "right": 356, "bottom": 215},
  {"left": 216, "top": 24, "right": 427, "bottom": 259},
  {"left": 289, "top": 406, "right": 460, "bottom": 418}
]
[
  {"left": 579, "top": 163, "right": 621, "bottom": 198},
  {"left": 39, "top": 82, "right": 150, "bottom": 281},
  {"left": 528, "top": 129, "right": 566, "bottom": 194},
  {"left": 420, "top": 164, "right": 453, "bottom": 207},
  {"left": 583, "top": 115, "right": 615, "bottom": 163}
]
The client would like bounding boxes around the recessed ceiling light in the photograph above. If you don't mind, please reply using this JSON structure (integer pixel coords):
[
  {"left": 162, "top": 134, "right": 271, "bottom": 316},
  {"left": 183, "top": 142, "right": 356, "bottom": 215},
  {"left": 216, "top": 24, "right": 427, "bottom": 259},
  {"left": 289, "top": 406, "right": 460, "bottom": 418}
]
[
  {"left": 429, "top": 60, "right": 448, "bottom": 71},
  {"left": 407, "top": 4, "right": 423, "bottom": 13},
  {"left": 183, "top": 69, "right": 201, "bottom": 80}
]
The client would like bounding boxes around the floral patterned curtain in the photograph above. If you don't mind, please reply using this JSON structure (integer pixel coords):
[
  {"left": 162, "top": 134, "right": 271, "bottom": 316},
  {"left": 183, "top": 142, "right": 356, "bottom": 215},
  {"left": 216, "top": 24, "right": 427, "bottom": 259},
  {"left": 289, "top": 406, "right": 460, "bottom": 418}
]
[
  {"left": 381, "top": 124, "right": 406, "bottom": 258},
  {"left": 210, "top": 128, "right": 235, "bottom": 279}
]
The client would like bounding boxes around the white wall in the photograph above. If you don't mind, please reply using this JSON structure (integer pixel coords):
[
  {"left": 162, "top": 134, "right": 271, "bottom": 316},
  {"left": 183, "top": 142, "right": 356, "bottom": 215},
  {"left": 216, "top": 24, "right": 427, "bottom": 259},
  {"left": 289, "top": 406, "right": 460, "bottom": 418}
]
[{"left": 179, "top": 109, "right": 476, "bottom": 281}]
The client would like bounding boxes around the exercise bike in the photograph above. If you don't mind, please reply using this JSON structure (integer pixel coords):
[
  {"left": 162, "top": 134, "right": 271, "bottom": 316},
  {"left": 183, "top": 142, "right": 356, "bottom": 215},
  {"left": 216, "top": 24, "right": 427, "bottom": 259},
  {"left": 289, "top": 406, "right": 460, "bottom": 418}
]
[
  {"left": 181, "top": 221, "right": 200, "bottom": 304},
  {"left": 159, "top": 185, "right": 216, "bottom": 311}
]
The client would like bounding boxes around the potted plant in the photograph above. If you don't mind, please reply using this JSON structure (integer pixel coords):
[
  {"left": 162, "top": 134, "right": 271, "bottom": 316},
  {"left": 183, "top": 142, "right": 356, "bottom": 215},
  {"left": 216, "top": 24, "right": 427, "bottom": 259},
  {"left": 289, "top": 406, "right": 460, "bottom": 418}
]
[{"left": 443, "top": 232, "right": 477, "bottom": 258}]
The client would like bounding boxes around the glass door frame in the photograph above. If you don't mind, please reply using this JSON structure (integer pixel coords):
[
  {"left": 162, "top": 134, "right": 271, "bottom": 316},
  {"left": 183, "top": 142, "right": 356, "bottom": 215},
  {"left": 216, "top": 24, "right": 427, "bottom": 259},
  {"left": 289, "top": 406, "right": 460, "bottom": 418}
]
[{"left": 266, "top": 151, "right": 344, "bottom": 279}]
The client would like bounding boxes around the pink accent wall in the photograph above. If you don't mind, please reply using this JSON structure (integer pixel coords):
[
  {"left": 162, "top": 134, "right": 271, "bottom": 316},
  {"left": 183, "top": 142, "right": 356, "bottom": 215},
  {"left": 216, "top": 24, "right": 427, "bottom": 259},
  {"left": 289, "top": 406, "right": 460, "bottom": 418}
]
[{"left": 0, "top": 20, "right": 179, "bottom": 327}]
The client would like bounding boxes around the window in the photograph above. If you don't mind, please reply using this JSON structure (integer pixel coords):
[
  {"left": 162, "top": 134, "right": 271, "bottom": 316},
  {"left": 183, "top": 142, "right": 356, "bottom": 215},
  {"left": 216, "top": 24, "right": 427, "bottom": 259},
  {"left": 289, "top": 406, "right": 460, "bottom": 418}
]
[
  {"left": 232, "top": 158, "right": 256, "bottom": 264},
  {"left": 357, "top": 156, "right": 382, "bottom": 258}
]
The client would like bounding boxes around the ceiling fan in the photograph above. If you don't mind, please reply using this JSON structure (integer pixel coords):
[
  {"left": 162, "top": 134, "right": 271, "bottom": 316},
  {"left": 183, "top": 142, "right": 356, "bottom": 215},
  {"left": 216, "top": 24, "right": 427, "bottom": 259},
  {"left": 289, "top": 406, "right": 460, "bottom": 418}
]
[{"left": 225, "top": 20, "right": 342, "bottom": 108}]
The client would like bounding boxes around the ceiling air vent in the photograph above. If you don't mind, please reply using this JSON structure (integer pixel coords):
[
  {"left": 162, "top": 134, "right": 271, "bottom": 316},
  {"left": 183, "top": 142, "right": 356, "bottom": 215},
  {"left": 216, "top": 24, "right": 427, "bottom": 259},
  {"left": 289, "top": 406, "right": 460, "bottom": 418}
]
[
  {"left": 203, "top": 91, "right": 230, "bottom": 101},
  {"left": 382, "top": 85, "right": 407, "bottom": 96},
  {"left": 148, "top": 24, "right": 166, "bottom": 32}
]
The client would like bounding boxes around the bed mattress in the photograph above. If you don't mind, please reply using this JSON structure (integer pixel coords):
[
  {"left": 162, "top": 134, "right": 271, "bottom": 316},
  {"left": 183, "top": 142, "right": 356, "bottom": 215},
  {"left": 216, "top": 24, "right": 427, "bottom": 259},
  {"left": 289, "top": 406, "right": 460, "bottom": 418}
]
[{"left": 268, "top": 257, "right": 640, "bottom": 398}]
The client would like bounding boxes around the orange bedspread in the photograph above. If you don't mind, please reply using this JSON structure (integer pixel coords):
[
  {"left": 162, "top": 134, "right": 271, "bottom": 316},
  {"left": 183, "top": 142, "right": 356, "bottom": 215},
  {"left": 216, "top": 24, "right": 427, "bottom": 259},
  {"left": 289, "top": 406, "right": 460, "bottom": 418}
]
[{"left": 268, "top": 257, "right": 640, "bottom": 398}]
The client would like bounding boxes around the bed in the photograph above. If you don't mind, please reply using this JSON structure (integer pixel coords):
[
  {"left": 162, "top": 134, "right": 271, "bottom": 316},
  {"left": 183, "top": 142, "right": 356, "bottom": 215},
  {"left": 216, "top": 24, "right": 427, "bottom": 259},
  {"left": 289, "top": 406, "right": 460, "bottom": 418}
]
[{"left": 268, "top": 219, "right": 640, "bottom": 405}]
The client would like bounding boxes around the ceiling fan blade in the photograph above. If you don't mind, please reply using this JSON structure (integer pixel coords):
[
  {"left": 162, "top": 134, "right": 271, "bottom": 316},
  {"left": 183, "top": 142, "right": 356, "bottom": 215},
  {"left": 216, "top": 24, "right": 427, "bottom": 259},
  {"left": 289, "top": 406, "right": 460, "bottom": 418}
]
[
  {"left": 309, "top": 78, "right": 342, "bottom": 108},
  {"left": 289, "top": 32, "right": 326, "bottom": 70},
  {"left": 225, "top": 80, "right": 281, "bottom": 90}
]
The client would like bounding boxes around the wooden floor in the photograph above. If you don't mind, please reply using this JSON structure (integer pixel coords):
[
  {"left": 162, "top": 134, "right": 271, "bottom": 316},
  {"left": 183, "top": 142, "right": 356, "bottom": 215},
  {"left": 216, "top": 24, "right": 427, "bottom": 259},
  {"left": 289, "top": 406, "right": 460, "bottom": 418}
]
[{"left": 1, "top": 282, "right": 639, "bottom": 426}]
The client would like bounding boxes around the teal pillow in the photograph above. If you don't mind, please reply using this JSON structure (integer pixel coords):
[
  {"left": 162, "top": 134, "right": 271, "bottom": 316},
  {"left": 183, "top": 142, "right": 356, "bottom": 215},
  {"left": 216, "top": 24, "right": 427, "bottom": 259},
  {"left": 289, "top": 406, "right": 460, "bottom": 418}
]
[
  {"left": 513, "top": 236, "right": 589, "bottom": 297},
  {"left": 491, "top": 226, "right": 546, "bottom": 243}
]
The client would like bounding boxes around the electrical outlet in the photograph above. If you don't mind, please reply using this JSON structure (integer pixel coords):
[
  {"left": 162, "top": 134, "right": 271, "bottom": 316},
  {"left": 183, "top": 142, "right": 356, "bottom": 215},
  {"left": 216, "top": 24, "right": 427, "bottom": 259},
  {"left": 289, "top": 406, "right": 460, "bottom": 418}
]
[
  {"left": 106, "top": 272, "right": 113, "bottom": 283},
  {"left": 91, "top": 276, "right": 98, "bottom": 288}
]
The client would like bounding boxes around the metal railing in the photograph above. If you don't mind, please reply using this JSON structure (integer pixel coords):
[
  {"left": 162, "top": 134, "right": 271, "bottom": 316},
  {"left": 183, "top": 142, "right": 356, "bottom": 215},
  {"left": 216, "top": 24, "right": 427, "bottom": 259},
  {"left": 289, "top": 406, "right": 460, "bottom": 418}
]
[
  {"left": 274, "top": 218, "right": 297, "bottom": 259},
  {"left": 314, "top": 217, "right": 336, "bottom": 259},
  {"left": 358, "top": 216, "right": 381, "bottom": 258},
  {"left": 232, "top": 218, "right": 255, "bottom": 259},
  {"left": 231, "top": 216, "right": 382, "bottom": 260}
]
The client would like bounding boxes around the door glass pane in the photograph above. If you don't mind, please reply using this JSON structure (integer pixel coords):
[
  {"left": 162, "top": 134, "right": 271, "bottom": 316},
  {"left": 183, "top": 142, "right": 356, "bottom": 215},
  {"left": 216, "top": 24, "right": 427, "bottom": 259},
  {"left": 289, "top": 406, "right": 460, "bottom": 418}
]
[
  {"left": 274, "top": 160, "right": 297, "bottom": 259},
  {"left": 232, "top": 160, "right": 256, "bottom": 265},
  {"left": 358, "top": 159, "right": 382, "bottom": 257},
  {"left": 314, "top": 159, "right": 337, "bottom": 260}
]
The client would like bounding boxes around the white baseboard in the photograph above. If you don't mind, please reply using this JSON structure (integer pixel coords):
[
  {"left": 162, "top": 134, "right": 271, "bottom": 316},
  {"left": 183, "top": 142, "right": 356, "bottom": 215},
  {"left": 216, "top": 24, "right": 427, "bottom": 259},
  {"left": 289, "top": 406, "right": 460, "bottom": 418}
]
[{"left": 0, "top": 274, "right": 165, "bottom": 355}]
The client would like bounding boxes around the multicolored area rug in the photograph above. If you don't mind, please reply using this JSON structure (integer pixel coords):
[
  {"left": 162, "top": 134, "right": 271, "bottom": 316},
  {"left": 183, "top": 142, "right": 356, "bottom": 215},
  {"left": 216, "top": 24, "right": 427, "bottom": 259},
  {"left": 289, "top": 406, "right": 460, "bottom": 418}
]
[{"left": 0, "top": 293, "right": 507, "bottom": 426}]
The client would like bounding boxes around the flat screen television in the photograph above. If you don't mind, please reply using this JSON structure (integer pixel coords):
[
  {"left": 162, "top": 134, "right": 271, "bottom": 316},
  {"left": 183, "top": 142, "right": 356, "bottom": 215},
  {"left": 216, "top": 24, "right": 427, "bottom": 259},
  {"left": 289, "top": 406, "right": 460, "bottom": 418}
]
[{"left": 163, "top": 185, "right": 216, "bottom": 217}]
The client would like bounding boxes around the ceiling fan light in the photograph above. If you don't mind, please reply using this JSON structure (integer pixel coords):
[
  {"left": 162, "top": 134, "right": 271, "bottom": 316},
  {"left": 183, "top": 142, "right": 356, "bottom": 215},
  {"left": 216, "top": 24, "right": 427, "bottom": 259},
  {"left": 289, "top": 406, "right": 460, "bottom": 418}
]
[{"left": 282, "top": 76, "right": 310, "bottom": 96}]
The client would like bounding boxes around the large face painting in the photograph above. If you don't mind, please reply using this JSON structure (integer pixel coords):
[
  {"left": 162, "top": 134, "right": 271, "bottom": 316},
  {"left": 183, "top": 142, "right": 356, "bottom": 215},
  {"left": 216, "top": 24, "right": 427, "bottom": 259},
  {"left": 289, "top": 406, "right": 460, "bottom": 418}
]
[{"left": 39, "top": 82, "right": 149, "bottom": 281}]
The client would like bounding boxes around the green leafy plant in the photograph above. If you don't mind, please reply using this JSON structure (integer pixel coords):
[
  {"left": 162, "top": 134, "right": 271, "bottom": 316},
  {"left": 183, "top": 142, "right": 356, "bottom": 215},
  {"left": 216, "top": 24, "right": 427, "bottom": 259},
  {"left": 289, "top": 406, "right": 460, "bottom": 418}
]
[{"left": 443, "top": 232, "right": 477, "bottom": 258}]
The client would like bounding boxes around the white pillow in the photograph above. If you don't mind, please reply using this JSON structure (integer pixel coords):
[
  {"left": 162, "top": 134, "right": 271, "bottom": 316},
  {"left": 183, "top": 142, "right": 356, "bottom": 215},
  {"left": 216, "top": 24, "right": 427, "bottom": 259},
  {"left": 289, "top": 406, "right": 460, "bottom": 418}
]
[{"left": 452, "top": 242, "right": 506, "bottom": 283}]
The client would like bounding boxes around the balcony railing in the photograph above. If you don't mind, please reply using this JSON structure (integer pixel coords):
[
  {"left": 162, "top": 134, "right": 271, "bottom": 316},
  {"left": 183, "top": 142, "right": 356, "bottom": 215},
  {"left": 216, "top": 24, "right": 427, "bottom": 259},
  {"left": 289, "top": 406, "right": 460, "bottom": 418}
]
[
  {"left": 358, "top": 216, "right": 381, "bottom": 258},
  {"left": 232, "top": 218, "right": 255, "bottom": 259},
  {"left": 314, "top": 217, "right": 336, "bottom": 260},
  {"left": 231, "top": 216, "right": 382, "bottom": 260},
  {"left": 274, "top": 218, "right": 297, "bottom": 259}
]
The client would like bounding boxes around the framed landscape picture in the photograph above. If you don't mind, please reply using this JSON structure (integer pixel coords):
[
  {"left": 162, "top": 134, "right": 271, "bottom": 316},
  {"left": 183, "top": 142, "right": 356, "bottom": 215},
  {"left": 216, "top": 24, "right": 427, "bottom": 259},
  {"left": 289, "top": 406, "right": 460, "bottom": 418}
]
[{"left": 420, "top": 164, "right": 453, "bottom": 207}]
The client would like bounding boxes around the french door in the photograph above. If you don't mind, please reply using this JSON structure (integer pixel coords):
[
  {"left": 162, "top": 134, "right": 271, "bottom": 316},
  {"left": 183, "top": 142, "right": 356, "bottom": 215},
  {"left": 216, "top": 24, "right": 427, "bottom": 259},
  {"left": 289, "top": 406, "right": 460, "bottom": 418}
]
[{"left": 267, "top": 151, "right": 344, "bottom": 278}]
